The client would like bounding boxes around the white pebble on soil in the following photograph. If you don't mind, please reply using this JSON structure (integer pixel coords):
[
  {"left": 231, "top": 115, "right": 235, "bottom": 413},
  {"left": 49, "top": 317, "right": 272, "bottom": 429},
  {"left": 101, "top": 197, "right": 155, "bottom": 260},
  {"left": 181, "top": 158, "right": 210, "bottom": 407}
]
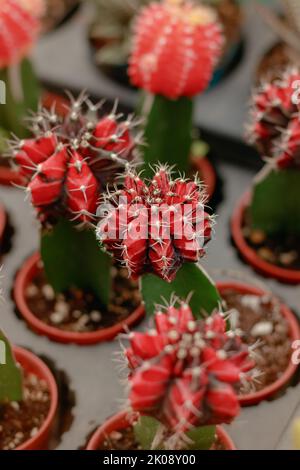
[
  {"left": 42, "top": 284, "right": 55, "bottom": 300},
  {"left": 90, "top": 310, "right": 102, "bottom": 322},
  {"left": 251, "top": 321, "right": 273, "bottom": 337}
]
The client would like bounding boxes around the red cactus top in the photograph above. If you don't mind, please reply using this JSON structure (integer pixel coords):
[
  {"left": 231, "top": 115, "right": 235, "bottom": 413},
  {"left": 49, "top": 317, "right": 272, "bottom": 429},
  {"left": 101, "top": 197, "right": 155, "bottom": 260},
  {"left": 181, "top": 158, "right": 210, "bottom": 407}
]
[
  {"left": 97, "top": 166, "right": 212, "bottom": 282},
  {"left": 12, "top": 92, "right": 140, "bottom": 225},
  {"left": 0, "top": 0, "right": 43, "bottom": 68},
  {"left": 247, "top": 68, "right": 300, "bottom": 169},
  {"left": 125, "top": 301, "right": 255, "bottom": 445},
  {"left": 128, "top": 0, "right": 224, "bottom": 99}
]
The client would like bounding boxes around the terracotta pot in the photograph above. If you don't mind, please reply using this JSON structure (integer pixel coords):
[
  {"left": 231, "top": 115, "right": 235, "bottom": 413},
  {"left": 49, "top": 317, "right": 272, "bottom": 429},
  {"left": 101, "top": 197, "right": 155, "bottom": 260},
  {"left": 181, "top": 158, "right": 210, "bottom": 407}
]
[
  {"left": 231, "top": 191, "right": 300, "bottom": 284},
  {"left": 193, "top": 157, "right": 216, "bottom": 201},
  {"left": 0, "top": 92, "right": 69, "bottom": 187},
  {"left": 13, "top": 346, "right": 58, "bottom": 450},
  {"left": 14, "top": 252, "right": 145, "bottom": 345},
  {"left": 86, "top": 411, "right": 236, "bottom": 450},
  {"left": 217, "top": 281, "right": 300, "bottom": 406}
]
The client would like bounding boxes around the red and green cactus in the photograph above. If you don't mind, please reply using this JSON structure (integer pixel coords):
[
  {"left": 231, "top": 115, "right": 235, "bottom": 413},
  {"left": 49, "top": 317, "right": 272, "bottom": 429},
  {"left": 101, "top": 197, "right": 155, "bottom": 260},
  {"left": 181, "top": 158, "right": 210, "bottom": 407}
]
[
  {"left": 120, "top": 299, "right": 256, "bottom": 450},
  {"left": 247, "top": 68, "right": 300, "bottom": 236},
  {"left": 0, "top": 0, "right": 43, "bottom": 144},
  {"left": 128, "top": 0, "right": 224, "bottom": 176},
  {"left": 11, "top": 92, "right": 141, "bottom": 307}
]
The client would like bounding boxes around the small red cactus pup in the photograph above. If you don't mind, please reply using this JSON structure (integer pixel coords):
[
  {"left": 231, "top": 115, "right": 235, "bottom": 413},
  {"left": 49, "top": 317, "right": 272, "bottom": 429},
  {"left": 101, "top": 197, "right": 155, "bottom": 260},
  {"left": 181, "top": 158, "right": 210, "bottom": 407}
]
[
  {"left": 242, "top": 68, "right": 300, "bottom": 277},
  {"left": 0, "top": 0, "right": 44, "bottom": 151},
  {"left": 121, "top": 299, "right": 256, "bottom": 450},
  {"left": 128, "top": 0, "right": 224, "bottom": 177},
  {"left": 97, "top": 164, "right": 221, "bottom": 317},
  {"left": 12, "top": 92, "right": 142, "bottom": 311}
]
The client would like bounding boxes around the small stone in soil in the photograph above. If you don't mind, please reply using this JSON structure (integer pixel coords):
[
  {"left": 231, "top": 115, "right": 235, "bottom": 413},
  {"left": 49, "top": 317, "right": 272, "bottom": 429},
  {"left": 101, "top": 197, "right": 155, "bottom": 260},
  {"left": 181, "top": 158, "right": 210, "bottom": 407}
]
[
  {"left": 50, "top": 311, "right": 67, "bottom": 325},
  {"left": 26, "top": 284, "right": 39, "bottom": 298},
  {"left": 257, "top": 247, "right": 277, "bottom": 263},
  {"left": 279, "top": 251, "right": 298, "bottom": 267},
  {"left": 90, "top": 310, "right": 102, "bottom": 322},
  {"left": 55, "top": 300, "right": 69, "bottom": 315},
  {"left": 249, "top": 229, "right": 266, "bottom": 245},
  {"left": 41, "top": 284, "right": 55, "bottom": 301}
]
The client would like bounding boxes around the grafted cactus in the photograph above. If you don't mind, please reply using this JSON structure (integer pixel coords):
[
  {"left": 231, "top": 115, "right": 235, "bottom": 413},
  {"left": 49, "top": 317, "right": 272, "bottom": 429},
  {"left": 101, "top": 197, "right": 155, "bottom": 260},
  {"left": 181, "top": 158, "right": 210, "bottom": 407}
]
[
  {"left": 11, "top": 92, "right": 141, "bottom": 305},
  {"left": 247, "top": 68, "right": 300, "bottom": 237},
  {"left": 128, "top": 0, "right": 223, "bottom": 176},
  {"left": 97, "top": 164, "right": 220, "bottom": 317},
  {"left": 121, "top": 299, "right": 256, "bottom": 450}
]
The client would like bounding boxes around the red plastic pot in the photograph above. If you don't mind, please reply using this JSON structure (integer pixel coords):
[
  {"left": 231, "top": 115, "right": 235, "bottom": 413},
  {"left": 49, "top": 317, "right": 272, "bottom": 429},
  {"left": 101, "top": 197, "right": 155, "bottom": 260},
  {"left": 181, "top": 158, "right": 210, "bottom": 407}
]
[
  {"left": 193, "top": 156, "right": 216, "bottom": 201},
  {"left": 13, "top": 346, "right": 58, "bottom": 450},
  {"left": 0, "top": 203, "right": 6, "bottom": 247},
  {"left": 217, "top": 281, "right": 300, "bottom": 406},
  {"left": 231, "top": 191, "right": 300, "bottom": 284},
  {"left": 0, "top": 92, "right": 69, "bottom": 187},
  {"left": 86, "top": 411, "right": 236, "bottom": 450},
  {"left": 14, "top": 252, "right": 145, "bottom": 345}
]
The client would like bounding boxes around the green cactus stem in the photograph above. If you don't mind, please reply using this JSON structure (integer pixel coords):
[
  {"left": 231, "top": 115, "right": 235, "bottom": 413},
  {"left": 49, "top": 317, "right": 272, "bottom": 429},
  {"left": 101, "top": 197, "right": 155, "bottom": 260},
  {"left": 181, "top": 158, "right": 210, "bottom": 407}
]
[
  {"left": 250, "top": 168, "right": 300, "bottom": 236},
  {"left": 41, "top": 218, "right": 112, "bottom": 307},
  {"left": 142, "top": 95, "right": 193, "bottom": 178},
  {"left": 141, "top": 263, "right": 221, "bottom": 318},
  {"left": 0, "top": 331, "right": 22, "bottom": 403}
]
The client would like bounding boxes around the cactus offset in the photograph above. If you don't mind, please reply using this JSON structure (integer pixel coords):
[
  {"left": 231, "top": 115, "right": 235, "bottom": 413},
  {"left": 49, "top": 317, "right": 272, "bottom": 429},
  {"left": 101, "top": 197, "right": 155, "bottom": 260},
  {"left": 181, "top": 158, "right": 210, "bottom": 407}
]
[{"left": 123, "top": 299, "right": 256, "bottom": 449}]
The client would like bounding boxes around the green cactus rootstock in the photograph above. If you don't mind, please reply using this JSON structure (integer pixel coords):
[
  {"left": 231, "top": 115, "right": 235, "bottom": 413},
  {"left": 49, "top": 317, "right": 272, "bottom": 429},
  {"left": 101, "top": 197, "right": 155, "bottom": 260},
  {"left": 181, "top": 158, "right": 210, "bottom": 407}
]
[
  {"left": 41, "top": 218, "right": 112, "bottom": 307},
  {"left": 0, "top": 331, "right": 22, "bottom": 403},
  {"left": 143, "top": 95, "right": 193, "bottom": 178}
]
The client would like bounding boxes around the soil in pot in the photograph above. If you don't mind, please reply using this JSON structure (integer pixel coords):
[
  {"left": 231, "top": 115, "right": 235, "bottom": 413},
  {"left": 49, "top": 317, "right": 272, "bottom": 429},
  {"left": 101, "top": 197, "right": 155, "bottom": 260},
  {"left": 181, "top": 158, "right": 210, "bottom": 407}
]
[
  {"left": 0, "top": 372, "right": 51, "bottom": 450},
  {"left": 221, "top": 289, "right": 295, "bottom": 395},
  {"left": 24, "top": 262, "right": 141, "bottom": 334},
  {"left": 242, "top": 209, "right": 300, "bottom": 272},
  {"left": 97, "top": 426, "right": 227, "bottom": 451}
]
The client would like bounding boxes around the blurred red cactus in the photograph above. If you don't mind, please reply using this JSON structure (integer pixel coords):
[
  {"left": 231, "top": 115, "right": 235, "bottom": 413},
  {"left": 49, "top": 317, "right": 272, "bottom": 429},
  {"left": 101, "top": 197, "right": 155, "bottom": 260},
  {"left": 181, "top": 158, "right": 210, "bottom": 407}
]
[{"left": 128, "top": 0, "right": 224, "bottom": 99}]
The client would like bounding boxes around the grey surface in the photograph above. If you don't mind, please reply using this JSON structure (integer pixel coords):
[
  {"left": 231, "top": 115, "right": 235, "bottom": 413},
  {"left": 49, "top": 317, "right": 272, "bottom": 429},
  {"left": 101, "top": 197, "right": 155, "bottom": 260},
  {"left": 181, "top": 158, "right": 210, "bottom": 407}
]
[
  {"left": 1, "top": 0, "right": 300, "bottom": 451},
  {"left": 33, "top": 1, "right": 278, "bottom": 141}
]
